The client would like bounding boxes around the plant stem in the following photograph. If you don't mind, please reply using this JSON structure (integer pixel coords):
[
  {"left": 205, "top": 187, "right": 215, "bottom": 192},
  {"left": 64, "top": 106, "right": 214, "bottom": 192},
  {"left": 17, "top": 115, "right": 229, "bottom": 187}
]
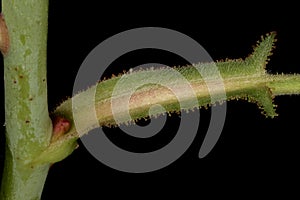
[
  {"left": 39, "top": 72, "right": 300, "bottom": 165},
  {"left": 54, "top": 72, "right": 300, "bottom": 131},
  {"left": 0, "top": 1, "right": 52, "bottom": 199},
  {"left": 32, "top": 32, "right": 300, "bottom": 165}
]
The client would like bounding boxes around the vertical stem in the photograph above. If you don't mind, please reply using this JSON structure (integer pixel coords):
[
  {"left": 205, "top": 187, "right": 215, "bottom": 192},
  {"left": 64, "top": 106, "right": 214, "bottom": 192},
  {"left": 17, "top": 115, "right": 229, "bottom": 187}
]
[{"left": 1, "top": 1, "right": 52, "bottom": 199}]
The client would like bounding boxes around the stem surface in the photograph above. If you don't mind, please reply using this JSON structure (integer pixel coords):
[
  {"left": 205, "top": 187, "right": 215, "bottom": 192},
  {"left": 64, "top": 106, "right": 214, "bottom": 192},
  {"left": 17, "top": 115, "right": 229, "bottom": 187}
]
[{"left": 0, "top": 1, "right": 52, "bottom": 199}]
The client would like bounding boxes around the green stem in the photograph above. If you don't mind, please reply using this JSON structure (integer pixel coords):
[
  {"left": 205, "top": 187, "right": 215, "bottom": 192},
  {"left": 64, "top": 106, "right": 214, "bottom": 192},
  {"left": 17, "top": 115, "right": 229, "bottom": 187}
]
[
  {"left": 37, "top": 72, "right": 300, "bottom": 165},
  {"left": 0, "top": 1, "right": 52, "bottom": 200},
  {"left": 54, "top": 72, "right": 300, "bottom": 130},
  {"left": 35, "top": 32, "right": 300, "bottom": 165}
]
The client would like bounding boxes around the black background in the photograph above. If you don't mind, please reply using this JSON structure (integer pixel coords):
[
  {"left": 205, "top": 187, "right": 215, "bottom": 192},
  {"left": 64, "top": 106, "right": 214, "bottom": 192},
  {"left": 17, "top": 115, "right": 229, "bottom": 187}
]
[{"left": 1, "top": 1, "right": 299, "bottom": 199}]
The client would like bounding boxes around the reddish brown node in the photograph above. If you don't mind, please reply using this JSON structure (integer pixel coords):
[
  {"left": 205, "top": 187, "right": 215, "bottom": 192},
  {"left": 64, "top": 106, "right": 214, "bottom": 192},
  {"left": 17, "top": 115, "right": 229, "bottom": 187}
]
[
  {"left": 52, "top": 116, "right": 71, "bottom": 136},
  {"left": 0, "top": 14, "right": 10, "bottom": 55},
  {"left": 51, "top": 117, "right": 71, "bottom": 142}
]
